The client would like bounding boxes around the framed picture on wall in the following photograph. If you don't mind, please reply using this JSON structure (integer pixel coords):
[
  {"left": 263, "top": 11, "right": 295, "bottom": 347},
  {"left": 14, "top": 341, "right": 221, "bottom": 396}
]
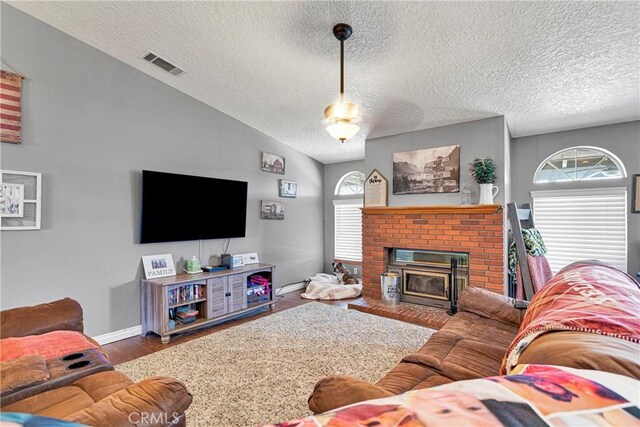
[
  {"left": 392, "top": 145, "right": 460, "bottom": 194},
  {"left": 279, "top": 180, "right": 297, "bottom": 198},
  {"left": 0, "top": 170, "right": 42, "bottom": 230},
  {"left": 0, "top": 183, "right": 24, "bottom": 217},
  {"left": 261, "top": 200, "right": 285, "bottom": 220},
  {"left": 261, "top": 152, "right": 285, "bottom": 175},
  {"left": 632, "top": 174, "right": 640, "bottom": 213}
]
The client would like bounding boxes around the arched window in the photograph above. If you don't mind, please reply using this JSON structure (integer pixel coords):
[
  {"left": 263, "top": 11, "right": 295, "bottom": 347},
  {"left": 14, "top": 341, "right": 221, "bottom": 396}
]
[
  {"left": 333, "top": 171, "right": 365, "bottom": 262},
  {"left": 530, "top": 146, "right": 627, "bottom": 273},
  {"left": 335, "top": 171, "right": 365, "bottom": 196},
  {"left": 534, "top": 146, "right": 626, "bottom": 183}
]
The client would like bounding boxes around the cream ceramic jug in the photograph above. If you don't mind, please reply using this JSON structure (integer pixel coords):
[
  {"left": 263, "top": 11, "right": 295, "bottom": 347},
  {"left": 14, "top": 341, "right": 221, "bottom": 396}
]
[{"left": 479, "top": 184, "right": 499, "bottom": 204}]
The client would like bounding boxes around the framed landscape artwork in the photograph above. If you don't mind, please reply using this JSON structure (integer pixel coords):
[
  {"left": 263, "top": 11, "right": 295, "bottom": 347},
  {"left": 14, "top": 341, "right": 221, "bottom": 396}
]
[
  {"left": 279, "top": 180, "right": 297, "bottom": 198},
  {"left": 261, "top": 200, "right": 285, "bottom": 220},
  {"left": 393, "top": 145, "right": 460, "bottom": 194},
  {"left": 261, "top": 152, "right": 285, "bottom": 175}
]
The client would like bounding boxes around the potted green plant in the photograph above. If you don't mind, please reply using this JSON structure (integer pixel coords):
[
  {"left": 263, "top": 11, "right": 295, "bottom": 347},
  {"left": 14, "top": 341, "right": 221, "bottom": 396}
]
[{"left": 470, "top": 158, "right": 499, "bottom": 204}]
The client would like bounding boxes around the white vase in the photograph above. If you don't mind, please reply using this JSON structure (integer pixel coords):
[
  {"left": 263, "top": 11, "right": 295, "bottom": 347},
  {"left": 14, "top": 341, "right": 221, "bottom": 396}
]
[{"left": 478, "top": 183, "right": 499, "bottom": 205}]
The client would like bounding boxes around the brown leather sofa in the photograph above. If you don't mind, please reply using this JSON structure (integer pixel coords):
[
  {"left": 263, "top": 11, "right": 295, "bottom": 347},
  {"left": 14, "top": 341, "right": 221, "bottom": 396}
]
[
  {"left": 0, "top": 298, "right": 193, "bottom": 426},
  {"left": 309, "top": 286, "right": 640, "bottom": 413}
]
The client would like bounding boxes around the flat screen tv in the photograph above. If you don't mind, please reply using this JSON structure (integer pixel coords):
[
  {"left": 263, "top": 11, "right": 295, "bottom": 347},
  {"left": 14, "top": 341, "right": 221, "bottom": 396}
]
[{"left": 140, "top": 170, "right": 247, "bottom": 244}]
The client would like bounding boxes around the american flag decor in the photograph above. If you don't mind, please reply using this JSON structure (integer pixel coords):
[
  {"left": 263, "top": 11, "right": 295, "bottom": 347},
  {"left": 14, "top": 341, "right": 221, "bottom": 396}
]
[{"left": 1, "top": 70, "right": 22, "bottom": 144}]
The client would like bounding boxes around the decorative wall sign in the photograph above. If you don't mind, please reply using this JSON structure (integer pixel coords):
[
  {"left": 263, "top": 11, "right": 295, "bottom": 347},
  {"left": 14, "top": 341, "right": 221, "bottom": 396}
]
[
  {"left": 142, "top": 254, "right": 176, "bottom": 279},
  {"left": 0, "top": 170, "right": 41, "bottom": 230},
  {"left": 261, "top": 152, "right": 285, "bottom": 175},
  {"left": 632, "top": 174, "right": 640, "bottom": 213},
  {"left": 261, "top": 200, "right": 285, "bottom": 220},
  {"left": 0, "top": 71, "right": 22, "bottom": 144},
  {"left": 364, "top": 169, "right": 388, "bottom": 207},
  {"left": 279, "top": 179, "right": 297, "bottom": 198},
  {"left": 393, "top": 145, "right": 460, "bottom": 194}
]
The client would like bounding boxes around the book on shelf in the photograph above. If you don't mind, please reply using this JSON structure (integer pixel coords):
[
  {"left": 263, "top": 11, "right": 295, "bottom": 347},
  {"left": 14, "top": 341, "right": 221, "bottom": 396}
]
[
  {"left": 176, "top": 316, "right": 197, "bottom": 325},
  {"left": 176, "top": 310, "right": 198, "bottom": 319},
  {"left": 169, "top": 283, "right": 206, "bottom": 305},
  {"left": 176, "top": 306, "right": 198, "bottom": 318}
]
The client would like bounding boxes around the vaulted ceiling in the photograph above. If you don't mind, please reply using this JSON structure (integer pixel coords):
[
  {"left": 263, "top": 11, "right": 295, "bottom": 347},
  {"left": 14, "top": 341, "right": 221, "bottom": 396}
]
[{"left": 8, "top": 1, "right": 640, "bottom": 163}]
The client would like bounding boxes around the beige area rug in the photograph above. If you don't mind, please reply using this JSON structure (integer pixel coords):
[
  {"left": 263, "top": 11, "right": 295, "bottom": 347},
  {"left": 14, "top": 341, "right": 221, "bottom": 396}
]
[{"left": 117, "top": 302, "right": 435, "bottom": 427}]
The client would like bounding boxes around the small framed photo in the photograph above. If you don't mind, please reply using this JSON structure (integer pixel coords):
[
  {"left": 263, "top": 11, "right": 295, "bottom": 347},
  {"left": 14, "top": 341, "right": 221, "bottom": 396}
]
[
  {"left": 0, "top": 182, "right": 24, "bottom": 217},
  {"left": 261, "top": 200, "right": 285, "bottom": 220},
  {"left": 279, "top": 179, "right": 297, "bottom": 198},
  {"left": 261, "top": 152, "right": 285, "bottom": 175},
  {"left": 632, "top": 174, "right": 640, "bottom": 213},
  {"left": 142, "top": 254, "right": 176, "bottom": 279}
]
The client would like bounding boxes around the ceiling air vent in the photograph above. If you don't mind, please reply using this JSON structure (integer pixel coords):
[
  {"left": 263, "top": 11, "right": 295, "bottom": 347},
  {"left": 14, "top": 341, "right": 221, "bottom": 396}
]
[{"left": 142, "top": 51, "right": 185, "bottom": 77}]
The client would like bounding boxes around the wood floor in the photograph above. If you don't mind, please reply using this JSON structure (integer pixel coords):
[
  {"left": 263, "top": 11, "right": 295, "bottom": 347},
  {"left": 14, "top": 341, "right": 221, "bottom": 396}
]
[{"left": 104, "top": 290, "right": 352, "bottom": 365}]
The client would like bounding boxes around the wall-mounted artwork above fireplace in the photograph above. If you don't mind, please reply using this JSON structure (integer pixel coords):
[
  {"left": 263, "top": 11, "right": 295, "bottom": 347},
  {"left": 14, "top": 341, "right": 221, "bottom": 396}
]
[{"left": 392, "top": 145, "right": 460, "bottom": 194}]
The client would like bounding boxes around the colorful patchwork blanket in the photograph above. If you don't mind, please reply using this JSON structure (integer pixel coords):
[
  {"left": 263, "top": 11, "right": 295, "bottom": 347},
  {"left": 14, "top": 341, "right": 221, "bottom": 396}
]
[
  {"left": 502, "top": 261, "right": 640, "bottom": 374},
  {"left": 263, "top": 365, "right": 639, "bottom": 427}
]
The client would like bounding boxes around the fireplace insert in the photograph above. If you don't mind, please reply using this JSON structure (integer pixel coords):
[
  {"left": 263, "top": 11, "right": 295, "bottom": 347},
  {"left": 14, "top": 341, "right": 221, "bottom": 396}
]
[
  {"left": 388, "top": 248, "right": 469, "bottom": 311},
  {"left": 403, "top": 269, "right": 450, "bottom": 301}
]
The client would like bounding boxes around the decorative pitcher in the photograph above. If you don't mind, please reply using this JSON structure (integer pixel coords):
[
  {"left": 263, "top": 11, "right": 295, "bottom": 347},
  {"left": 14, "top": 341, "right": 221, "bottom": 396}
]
[{"left": 478, "top": 184, "right": 499, "bottom": 205}]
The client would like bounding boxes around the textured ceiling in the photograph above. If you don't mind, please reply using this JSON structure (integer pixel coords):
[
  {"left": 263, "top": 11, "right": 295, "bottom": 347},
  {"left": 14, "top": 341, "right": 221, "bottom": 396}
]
[{"left": 8, "top": 1, "right": 640, "bottom": 163}]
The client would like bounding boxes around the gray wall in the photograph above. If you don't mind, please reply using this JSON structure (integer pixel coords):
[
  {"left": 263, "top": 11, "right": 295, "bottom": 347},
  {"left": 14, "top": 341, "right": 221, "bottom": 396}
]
[
  {"left": 0, "top": 5, "right": 324, "bottom": 336},
  {"left": 323, "top": 160, "right": 365, "bottom": 273},
  {"left": 511, "top": 121, "right": 640, "bottom": 276},
  {"left": 365, "top": 117, "right": 508, "bottom": 207}
]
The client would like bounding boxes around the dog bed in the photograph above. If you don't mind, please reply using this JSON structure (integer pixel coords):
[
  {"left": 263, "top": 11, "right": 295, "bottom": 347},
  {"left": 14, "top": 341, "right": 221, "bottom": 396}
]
[{"left": 301, "top": 273, "right": 362, "bottom": 300}]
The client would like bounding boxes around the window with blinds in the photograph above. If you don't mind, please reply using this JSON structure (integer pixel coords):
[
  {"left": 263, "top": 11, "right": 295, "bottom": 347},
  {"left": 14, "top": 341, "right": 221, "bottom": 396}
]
[
  {"left": 334, "top": 199, "right": 363, "bottom": 262},
  {"left": 531, "top": 187, "right": 627, "bottom": 273}
]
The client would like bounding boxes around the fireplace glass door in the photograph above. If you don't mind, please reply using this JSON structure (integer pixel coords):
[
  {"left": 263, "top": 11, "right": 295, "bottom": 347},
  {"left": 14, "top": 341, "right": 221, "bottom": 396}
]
[{"left": 403, "top": 269, "right": 450, "bottom": 301}]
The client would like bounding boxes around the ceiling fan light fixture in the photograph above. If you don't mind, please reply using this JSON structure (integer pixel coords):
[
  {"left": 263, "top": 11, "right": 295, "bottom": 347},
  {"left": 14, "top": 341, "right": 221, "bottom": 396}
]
[
  {"left": 324, "top": 23, "right": 360, "bottom": 143},
  {"left": 324, "top": 101, "right": 360, "bottom": 121},
  {"left": 326, "top": 119, "right": 360, "bottom": 143}
]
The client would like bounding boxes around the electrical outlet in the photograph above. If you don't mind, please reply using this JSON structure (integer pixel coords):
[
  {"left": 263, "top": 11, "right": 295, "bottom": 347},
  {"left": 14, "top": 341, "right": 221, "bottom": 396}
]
[{"left": 354, "top": 267, "right": 358, "bottom": 275}]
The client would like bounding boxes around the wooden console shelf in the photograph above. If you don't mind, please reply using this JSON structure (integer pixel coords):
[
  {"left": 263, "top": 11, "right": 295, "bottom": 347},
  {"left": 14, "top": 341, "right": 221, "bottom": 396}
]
[{"left": 141, "top": 263, "right": 276, "bottom": 344}]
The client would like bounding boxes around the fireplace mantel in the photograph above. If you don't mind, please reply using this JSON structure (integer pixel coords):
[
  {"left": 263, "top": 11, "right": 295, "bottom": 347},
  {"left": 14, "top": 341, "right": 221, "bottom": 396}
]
[{"left": 362, "top": 205, "right": 502, "bottom": 215}]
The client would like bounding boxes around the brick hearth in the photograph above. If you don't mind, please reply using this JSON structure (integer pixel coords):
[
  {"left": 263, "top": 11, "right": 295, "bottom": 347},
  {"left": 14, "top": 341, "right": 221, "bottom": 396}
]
[
  {"left": 348, "top": 298, "right": 450, "bottom": 329},
  {"left": 361, "top": 204, "right": 505, "bottom": 300}
]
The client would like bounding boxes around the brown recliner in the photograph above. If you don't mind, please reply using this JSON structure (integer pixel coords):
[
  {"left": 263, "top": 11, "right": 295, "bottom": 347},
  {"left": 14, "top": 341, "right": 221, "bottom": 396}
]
[
  {"left": 309, "top": 283, "right": 640, "bottom": 414},
  {"left": 0, "top": 298, "right": 193, "bottom": 426},
  {"left": 309, "top": 286, "right": 527, "bottom": 413}
]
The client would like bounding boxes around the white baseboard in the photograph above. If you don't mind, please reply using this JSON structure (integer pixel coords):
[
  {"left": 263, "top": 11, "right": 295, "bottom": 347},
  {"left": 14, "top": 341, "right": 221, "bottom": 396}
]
[
  {"left": 93, "top": 324, "right": 142, "bottom": 345},
  {"left": 277, "top": 282, "right": 307, "bottom": 294}
]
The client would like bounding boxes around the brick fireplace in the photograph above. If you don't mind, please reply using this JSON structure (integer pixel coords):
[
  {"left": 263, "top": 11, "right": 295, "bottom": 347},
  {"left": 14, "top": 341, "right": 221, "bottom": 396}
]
[{"left": 350, "top": 205, "right": 505, "bottom": 328}]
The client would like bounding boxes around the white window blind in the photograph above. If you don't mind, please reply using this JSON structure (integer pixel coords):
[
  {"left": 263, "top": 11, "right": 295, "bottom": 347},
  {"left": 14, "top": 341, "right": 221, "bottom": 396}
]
[
  {"left": 334, "top": 199, "right": 363, "bottom": 262},
  {"left": 531, "top": 187, "right": 627, "bottom": 273}
]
